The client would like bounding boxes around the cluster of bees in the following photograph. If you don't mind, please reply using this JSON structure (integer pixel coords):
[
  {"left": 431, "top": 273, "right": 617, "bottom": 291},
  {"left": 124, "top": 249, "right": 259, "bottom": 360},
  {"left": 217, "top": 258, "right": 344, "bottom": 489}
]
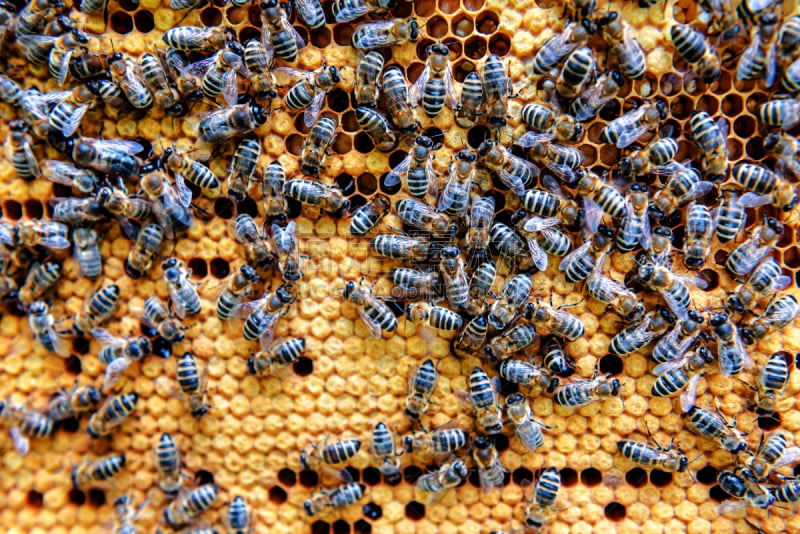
[{"left": 0, "top": 0, "right": 799, "bottom": 528}]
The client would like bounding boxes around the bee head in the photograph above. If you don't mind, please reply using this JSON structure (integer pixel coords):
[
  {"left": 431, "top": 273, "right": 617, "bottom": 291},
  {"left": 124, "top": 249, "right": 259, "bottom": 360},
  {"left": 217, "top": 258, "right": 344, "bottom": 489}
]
[
  {"left": 726, "top": 295, "right": 745, "bottom": 314},
  {"left": 457, "top": 149, "right": 477, "bottom": 162},
  {"left": 763, "top": 132, "right": 781, "bottom": 151},
  {"left": 162, "top": 258, "right": 178, "bottom": 270},
  {"left": 580, "top": 17, "right": 597, "bottom": 34},
  {"left": 684, "top": 256, "right": 705, "bottom": 269},
  {"left": 328, "top": 66, "right": 342, "bottom": 83},
  {"left": 509, "top": 208, "right": 527, "bottom": 226},
  {"left": 430, "top": 43, "right": 450, "bottom": 56},
  {"left": 407, "top": 17, "right": 420, "bottom": 41},
  {"left": 454, "top": 460, "right": 468, "bottom": 479},
  {"left": 241, "top": 265, "right": 260, "bottom": 283},
  {"left": 476, "top": 139, "right": 494, "bottom": 156},
  {"left": 598, "top": 11, "right": 618, "bottom": 26},
  {"left": 505, "top": 392, "right": 524, "bottom": 405},
  {"left": 609, "top": 378, "right": 621, "bottom": 395},
  {"left": 697, "top": 346, "right": 714, "bottom": 365},
  {"left": 416, "top": 136, "right": 433, "bottom": 148},
  {"left": 303, "top": 501, "right": 314, "bottom": 516},
  {"left": 655, "top": 100, "right": 668, "bottom": 119},
  {"left": 709, "top": 312, "right": 727, "bottom": 327},
  {"left": 472, "top": 435, "right": 492, "bottom": 449},
  {"left": 251, "top": 104, "right": 268, "bottom": 125},
  {"left": 342, "top": 281, "right": 356, "bottom": 300},
  {"left": 609, "top": 69, "right": 624, "bottom": 87}
]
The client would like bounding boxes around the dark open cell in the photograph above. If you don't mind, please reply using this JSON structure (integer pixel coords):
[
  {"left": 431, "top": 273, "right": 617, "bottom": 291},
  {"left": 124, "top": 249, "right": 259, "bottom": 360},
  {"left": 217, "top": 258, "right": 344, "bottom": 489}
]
[
  {"left": 709, "top": 484, "right": 730, "bottom": 503},
  {"left": 496, "top": 377, "right": 520, "bottom": 397},
  {"left": 348, "top": 195, "right": 367, "bottom": 212},
  {"left": 332, "top": 520, "right": 350, "bottom": 534},
  {"left": 757, "top": 412, "right": 782, "bottom": 431},
  {"left": 357, "top": 174, "right": 378, "bottom": 195},
  {"left": 88, "top": 489, "right": 106, "bottom": 507},
  {"left": 476, "top": 10, "right": 498, "bottom": 34},
  {"left": 599, "top": 354, "right": 623, "bottom": 376},
  {"left": 64, "top": 355, "right": 82, "bottom": 375},
  {"left": 403, "top": 466, "right": 423, "bottom": 484},
  {"left": 468, "top": 125, "right": 491, "bottom": 148},
  {"left": 745, "top": 138, "right": 766, "bottom": 160},
  {"left": 240, "top": 26, "right": 261, "bottom": 43},
  {"left": 453, "top": 59, "right": 476, "bottom": 82},
  {"left": 110, "top": 11, "right": 134, "bottom": 33},
  {"left": 388, "top": 150, "right": 408, "bottom": 169},
  {"left": 494, "top": 434, "right": 510, "bottom": 452},
  {"left": 444, "top": 38, "right": 463, "bottom": 59},
  {"left": 422, "top": 127, "right": 444, "bottom": 144},
  {"left": 604, "top": 502, "right": 626, "bottom": 521},
  {"left": 294, "top": 114, "right": 312, "bottom": 135},
  {"left": 27, "top": 490, "right": 43, "bottom": 508},
  {"left": 581, "top": 468, "right": 602, "bottom": 486},
  {"left": 214, "top": 197, "right": 235, "bottom": 219},
  {"left": 462, "top": 0, "right": 483, "bottom": 9},
  {"left": 405, "top": 501, "right": 425, "bottom": 520},
  {"left": 194, "top": 470, "right": 215, "bottom": 486},
  {"left": 363, "top": 502, "right": 382, "bottom": 519},
  {"left": 333, "top": 23, "right": 354, "bottom": 46},
  {"left": 286, "top": 197, "right": 303, "bottom": 220},
  {"left": 696, "top": 94, "right": 719, "bottom": 115},
  {"left": 354, "top": 132, "right": 375, "bottom": 154},
  {"left": 269, "top": 485, "right": 287, "bottom": 504},
  {"left": 733, "top": 115, "right": 756, "bottom": 138},
  {"left": 293, "top": 357, "right": 314, "bottom": 376},
  {"left": 24, "top": 200, "right": 43, "bottom": 219},
  {"left": 312, "top": 521, "right": 330, "bottom": 534},
  {"left": 68, "top": 489, "right": 86, "bottom": 506},
  {"left": 784, "top": 246, "right": 800, "bottom": 268},
  {"left": 328, "top": 89, "right": 350, "bottom": 112},
  {"left": 512, "top": 467, "right": 533, "bottom": 485},
  {"left": 696, "top": 465, "right": 718, "bottom": 485},
  {"left": 73, "top": 335, "right": 91, "bottom": 354},
  {"left": 698, "top": 269, "right": 719, "bottom": 291},
  {"left": 426, "top": 15, "right": 448, "bottom": 38},
  {"left": 558, "top": 468, "right": 578, "bottom": 487},
  {"left": 670, "top": 94, "right": 694, "bottom": 120},
  {"left": 406, "top": 61, "right": 425, "bottom": 84},
  {"left": 237, "top": 197, "right": 259, "bottom": 218},
  {"left": 335, "top": 173, "right": 355, "bottom": 195},
  {"left": 286, "top": 134, "right": 304, "bottom": 156},
  {"left": 414, "top": 0, "right": 436, "bottom": 16},
  {"left": 343, "top": 467, "right": 360, "bottom": 482},
  {"left": 133, "top": 9, "right": 155, "bottom": 32},
  {"left": 342, "top": 111, "right": 359, "bottom": 132},
  {"left": 61, "top": 417, "right": 80, "bottom": 433},
  {"left": 187, "top": 258, "right": 208, "bottom": 279},
  {"left": 4, "top": 200, "right": 21, "bottom": 220},
  {"left": 278, "top": 468, "right": 297, "bottom": 486},
  {"left": 488, "top": 33, "right": 511, "bottom": 56},
  {"left": 51, "top": 183, "right": 73, "bottom": 200},
  {"left": 299, "top": 470, "right": 320, "bottom": 487},
  {"left": 727, "top": 138, "right": 743, "bottom": 161},
  {"left": 226, "top": 5, "right": 247, "bottom": 24},
  {"left": 625, "top": 468, "right": 648, "bottom": 488},
  {"left": 659, "top": 73, "right": 682, "bottom": 97},
  {"left": 310, "top": 27, "right": 332, "bottom": 48},
  {"left": 333, "top": 134, "right": 353, "bottom": 155},
  {"left": 721, "top": 93, "right": 743, "bottom": 117},
  {"left": 362, "top": 467, "right": 382, "bottom": 486},
  {"left": 468, "top": 470, "right": 481, "bottom": 488},
  {"left": 354, "top": 520, "right": 371, "bottom": 534},
  {"left": 650, "top": 470, "right": 673, "bottom": 487},
  {"left": 209, "top": 258, "right": 230, "bottom": 279},
  {"left": 380, "top": 172, "right": 402, "bottom": 195}
]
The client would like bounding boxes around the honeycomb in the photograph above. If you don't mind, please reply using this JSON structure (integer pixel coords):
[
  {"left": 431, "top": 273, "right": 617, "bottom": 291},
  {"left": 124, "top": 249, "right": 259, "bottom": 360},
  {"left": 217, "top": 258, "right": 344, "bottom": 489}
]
[{"left": 1, "top": 0, "right": 800, "bottom": 531}]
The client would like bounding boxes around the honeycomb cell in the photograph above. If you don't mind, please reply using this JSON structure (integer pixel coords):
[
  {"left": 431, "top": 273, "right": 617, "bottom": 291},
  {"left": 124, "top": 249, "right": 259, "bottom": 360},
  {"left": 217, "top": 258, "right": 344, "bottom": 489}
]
[
  {"left": 476, "top": 10, "right": 498, "bottom": 34},
  {"left": 133, "top": 10, "right": 155, "bottom": 32},
  {"left": 200, "top": 7, "right": 222, "bottom": 26},
  {"left": 451, "top": 14, "right": 474, "bottom": 38},
  {"left": 488, "top": 33, "right": 511, "bottom": 56},
  {"left": 426, "top": 16, "right": 449, "bottom": 39}
]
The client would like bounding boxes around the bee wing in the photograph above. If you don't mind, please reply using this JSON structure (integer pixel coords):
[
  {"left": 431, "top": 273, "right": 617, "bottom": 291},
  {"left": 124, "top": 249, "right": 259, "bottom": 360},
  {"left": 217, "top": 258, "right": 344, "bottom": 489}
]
[
  {"left": 437, "top": 168, "right": 458, "bottom": 212},
  {"left": 286, "top": 17, "right": 307, "bottom": 49},
  {"left": 444, "top": 65, "right": 458, "bottom": 109},
  {"left": 686, "top": 180, "right": 715, "bottom": 201},
  {"left": 334, "top": 2, "right": 369, "bottom": 21},
  {"left": 61, "top": 102, "right": 90, "bottom": 138},
  {"left": 653, "top": 354, "right": 691, "bottom": 375},
  {"left": 389, "top": 153, "right": 413, "bottom": 177},
  {"left": 478, "top": 468, "right": 494, "bottom": 494},
  {"left": 774, "top": 447, "right": 800, "bottom": 469},
  {"left": 736, "top": 35, "right": 761, "bottom": 81},
  {"left": 735, "top": 330, "right": 753, "bottom": 370},
  {"left": 258, "top": 314, "right": 280, "bottom": 351},
  {"left": 614, "top": 123, "right": 650, "bottom": 149},
  {"left": 498, "top": 168, "right": 526, "bottom": 198},
  {"left": 39, "top": 232, "right": 71, "bottom": 250},
  {"left": 357, "top": 306, "right": 384, "bottom": 339},
  {"left": 103, "top": 358, "right": 132, "bottom": 392},
  {"left": 517, "top": 131, "right": 555, "bottom": 148},
  {"left": 425, "top": 156, "right": 438, "bottom": 198},
  {"left": 148, "top": 200, "right": 172, "bottom": 240},
  {"left": 716, "top": 500, "right": 748, "bottom": 515},
  {"left": 232, "top": 297, "right": 267, "bottom": 319},
  {"left": 409, "top": 64, "right": 431, "bottom": 107},
  {"left": 526, "top": 237, "right": 549, "bottom": 271},
  {"left": 183, "top": 55, "right": 217, "bottom": 78},
  {"left": 57, "top": 50, "right": 73, "bottom": 86},
  {"left": 173, "top": 173, "right": 193, "bottom": 208},
  {"left": 737, "top": 192, "right": 773, "bottom": 208},
  {"left": 169, "top": 287, "right": 186, "bottom": 320},
  {"left": 542, "top": 175, "right": 567, "bottom": 198},
  {"left": 303, "top": 91, "right": 326, "bottom": 128},
  {"left": 273, "top": 67, "right": 312, "bottom": 84},
  {"left": 545, "top": 161, "right": 575, "bottom": 183},
  {"left": 660, "top": 289, "right": 689, "bottom": 322},
  {"left": 639, "top": 212, "right": 651, "bottom": 249},
  {"left": 582, "top": 197, "right": 604, "bottom": 235},
  {"left": 86, "top": 139, "right": 145, "bottom": 155},
  {"left": 651, "top": 161, "right": 685, "bottom": 177},
  {"left": 89, "top": 327, "right": 125, "bottom": 345},
  {"left": 221, "top": 70, "right": 239, "bottom": 108},
  {"left": 559, "top": 239, "right": 592, "bottom": 271},
  {"left": 8, "top": 427, "right": 29, "bottom": 457},
  {"left": 524, "top": 217, "right": 562, "bottom": 232},
  {"left": 774, "top": 275, "right": 793, "bottom": 292},
  {"left": 679, "top": 373, "right": 703, "bottom": 413}
]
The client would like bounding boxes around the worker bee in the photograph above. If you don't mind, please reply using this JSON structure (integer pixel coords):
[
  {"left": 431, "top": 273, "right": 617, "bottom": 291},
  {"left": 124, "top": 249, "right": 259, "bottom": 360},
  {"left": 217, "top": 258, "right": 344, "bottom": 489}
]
[
  {"left": 355, "top": 107, "right": 398, "bottom": 152},
  {"left": 226, "top": 137, "right": 261, "bottom": 202},
  {"left": 48, "top": 29, "right": 95, "bottom": 86},
  {"left": 698, "top": 0, "right": 740, "bottom": 41},
  {"left": 225, "top": 495, "right": 252, "bottom": 534},
  {"left": 141, "top": 296, "right": 186, "bottom": 346},
  {"left": 746, "top": 432, "right": 800, "bottom": 481},
  {"left": 390, "top": 268, "right": 441, "bottom": 302},
  {"left": 0, "top": 74, "right": 23, "bottom": 106},
  {"left": 112, "top": 494, "right": 148, "bottom": 534},
  {"left": 69, "top": 285, "right": 120, "bottom": 337},
  {"left": 484, "top": 324, "right": 539, "bottom": 362},
  {"left": 682, "top": 202, "right": 715, "bottom": 269},
  {"left": 651, "top": 346, "right": 714, "bottom": 411},
  {"left": 87, "top": 392, "right": 139, "bottom": 438},
  {"left": 247, "top": 337, "right": 306, "bottom": 376},
  {"left": 98, "top": 184, "right": 156, "bottom": 227},
  {"left": 523, "top": 467, "right": 561, "bottom": 531},
  {"left": 521, "top": 102, "right": 584, "bottom": 144},
  {"left": 540, "top": 336, "right": 574, "bottom": 376},
  {"left": 569, "top": 69, "right": 625, "bottom": 122},
  {"left": 525, "top": 300, "right": 585, "bottom": 341},
  {"left": 688, "top": 111, "right": 729, "bottom": 181},
  {"left": 262, "top": 161, "right": 288, "bottom": 223},
  {"left": 573, "top": 170, "right": 627, "bottom": 226},
  {"left": 490, "top": 222, "right": 534, "bottom": 272},
  {"left": 279, "top": 63, "right": 342, "bottom": 128},
  {"left": 439, "top": 247, "right": 469, "bottom": 310},
  {"left": 686, "top": 404, "right": 746, "bottom": 452},
  {"left": 597, "top": 12, "right": 646, "bottom": 80},
  {"left": 497, "top": 356, "right": 555, "bottom": 392},
  {"left": 559, "top": 225, "right": 614, "bottom": 284},
  {"left": 452, "top": 314, "right": 489, "bottom": 359},
  {"left": 234, "top": 283, "right": 296, "bottom": 349},
  {"left": 764, "top": 131, "right": 800, "bottom": 179},
  {"left": 669, "top": 24, "right": 721, "bottom": 83},
  {"left": 586, "top": 263, "right": 644, "bottom": 321},
  {"left": 709, "top": 312, "right": 753, "bottom": 377},
  {"left": 370, "top": 234, "right": 433, "bottom": 262},
  {"left": 92, "top": 328, "right": 152, "bottom": 392},
  {"left": 728, "top": 258, "right": 791, "bottom": 313},
  {"left": 140, "top": 171, "right": 193, "bottom": 240},
  {"left": 382, "top": 66, "right": 419, "bottom": 135},
  {"left": 616, "top": 184, "right": 650, "bottom": 253},
  {"left": 416, "top": 459, "right": 469, "bottom": 499},
  {"left": 243, "top": 39, "right": 278, "bottom": 103},
  {"left": 554, "top": 372, "right": 621, "bottom": 408},
  {"left": 600, "top": 101, "right": 667, "bottom": 148},
  {"left": 155, "top": 432, "right": 184, "bottom": 497},
  {"left": 233, "top": 213, "right": 275, "bottom": 270},
  {"left": 387, "top": 138, "right": 438, "bottom": 201},
  {"left": 638, "top": 262, "right": 707, "bottom": 321},
  {"left": 742, "top": 294, "right": 800, "bottom": 344},
  {"left": 108, "top": 52, "right": 152, "bottom": 109},
  {"left": 73, "top": 227, "right": 101, "bottom": 279},
  {"left": 756, "top": 98, "right": 800, "bottom": 130},
  {"left": 471, "top": 436, "right": 506, "bottom": 493},
  {"left": 18, "top": 261, "right": 61, "bottom": 310},
  {"left": 139, "top": 52, "right": 183, "bottom": 116},
  {"left": 0, "top": 221, "right": 69, "bottom": 251},
  {"left": 609, "top": 306, "right": 674, "bottom": 356},
  {"left": 261, "top": 0, "right": 305, "bottom": 62},
  {"left": 716, "top": 469, "right": 775, "bottom": 514},
  {"left": 457, "top": 367, "right": 503, "bottom": 434},
  {"left": 745, "top": 351, "right": 792, "bottom": 417},
  {"left": 163, "top": 483, "right": 219, "bottom": 527},
  {"left": 403, "top": 356, "right": 442, "bottom": 424},
  {"left": 410, "top": 42, "right": 457, "bottom": 118},
  {"left": 342, "top": 279, "right": 397, "bottom": 338},
  {"left": 196, "top": 103, "right": 269, "bottom": 145},
  {"left": 714, "top": 190, "right": 746, "bottom": 243},
  {"left": 272, "top": 221, "right": 303, "bottom": 282},
  {"left": 348, "top": 52, "right": 384, "bottom": 110},
  {"left": 483, "top": 54, "right": 513, "bottom": 127},
  {"left": 47, "top": 84, "right": 96, "bottom": 138},
  {"left": 162, "top": 146, "right": 221, "bottom": 197},
  {"left": 405, "top": 303, "right": 463, "bottom": 332},
  {"left": 772, "top": 479, "right": 800, "bottom": 504},
  {"left": 47, "top": 382, "right": 102, "bottom": 421},
  {"left": 215, "top": 265, "right": 260, "bottom": 321},
  {"left": 652, "top": 310, "right": 704, "bottom": 364},
  {"left": 733, "top": 162, "right": 798, "bottom": 212},
  {"left": 477, "top": 139, "right": 536, "bottom": 198},
  {"left": 6, "top": 121, "right": 38, "bottom": 181},
  {"left": 284, "top": 179, "right": 350, "bottom": 217},
  {"left": 617, "top": 439, "right": 689, "bottom": 472},
  {"left": 162, "top": 26, "right": 236, "bottom": 52},
  {"left": 650, "top": 162, "right": 713, "bottom": 219},
  {"left": 162, "top": 258, "right": 201, "bottom": 319},
  {"left": 71, "top": 454, "right": 126, "bottom": 489},
  {"left": 530, "top": 20, "right": 593, "bottom": 77},
  {"left": 488, "top": 273, "right": 533, "bottom": 331},
  {"left": 332, "top": 0, "right": 394, "bottom": 22},
  {"left": 515, "top": 214, "right": 572, "bottom": 271},
  {"left": 464, "top": 196, "right": 495, "bottom": 265},
  {"left": 778, "top": 14, "right": 800, "bottom": 64},
  {"left": 738, "top": 13, "right": 779, "bottom": 87},
  {"left": 304, "top": 482, "right": 366, "bottom": 516},
  {"left": 351, "top": 17, "right": 420, "bottom": 50},
  {"left": 456, "top": 71, "right": 483, "bottom": 128},
  {"left": 40, "top": 160, "right": 100, "bottom": 195},
  {"left": 176, "top": 352, "right": 211, "bottom": 418},
  {"left": 51, "top": 197, "right": 104, "bottom": 226},
  {"left": 51, "top": 136, "right": 142, "bottom": 179},
  {"left": 159, "top": 48, "right": 203, "bottom": 105},
  {"left": 371, "top": 422, "right": 401, "bottom": 484},
  {"left": 124, "top": 223, "right": 164, "bottom": 280},
  {"left": 300, "top": 437, "right": 362, "bottom": 479},
  {"left": 350, "top": 194, "right": 391, "bottom": 236},
  {"left": 555, "top": 46, "right": 595, "bottom": 99},
  {"left": 617, "top": 137, "right": 679, "bottom": 180},
  {"left": 725, "top": 217, "right": 783, "bottom": 277},
  {"left": 505, "top": 393, "right": 548, "bottom": 452},
  {"left": 397, "top": 198, "right": 457, "bottom": 239},
  {"left": 522, "top": 187, "right": 583, "bottom": 230}
]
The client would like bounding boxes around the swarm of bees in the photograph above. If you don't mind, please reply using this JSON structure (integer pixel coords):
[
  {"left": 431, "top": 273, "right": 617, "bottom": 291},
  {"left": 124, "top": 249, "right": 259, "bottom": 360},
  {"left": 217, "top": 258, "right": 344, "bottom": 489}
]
[{"left": 1, "top": 0, "right": 800, "bottom": 530}]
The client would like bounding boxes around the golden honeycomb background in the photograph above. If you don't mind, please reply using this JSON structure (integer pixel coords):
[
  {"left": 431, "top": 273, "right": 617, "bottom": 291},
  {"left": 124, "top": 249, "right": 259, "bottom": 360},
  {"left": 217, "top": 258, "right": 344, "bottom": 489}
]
[{"left": 2, "top": 0, "right": 800, "bottom": 531}]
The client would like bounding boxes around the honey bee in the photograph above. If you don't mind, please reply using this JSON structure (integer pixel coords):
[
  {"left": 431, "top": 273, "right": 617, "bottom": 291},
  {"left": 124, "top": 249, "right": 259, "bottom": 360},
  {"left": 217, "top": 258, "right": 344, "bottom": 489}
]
[
  {"left": 351, "top": 17, "right": 420, "bottom": 50},
  {"left": 382, "top": 66, "right": 419, "bottom": 135},
  {"left": 272, "top": 221, "right": 303, "bottom": 282},
  {"left": 555, "top": 46, "right": 595, "bottom": 99},
  {"left": 477, "top": 139, "right": 537, "bottom": 198},
  {"left": 87, "top": 392, "right": 139, "bottom": 438},
  {"left": 390, "top": 267, "right": 441, "bottom": 302},
  {"left": 471, "top": 436, "right": 506, "bottom": 493},
  {"left": 522, "top": 187, "right": 583, "bottom": 230},
  {"left": 300, "top": 437, "right": 362, "bottom": 480},
  {"left": 371, "top": 422, "right": 401, "bottom": 484},
  {"left": 746, "top": 351, "right": 792, "bottom": 417},
  {"left": 529, "top": 20, "right": 593, "bottom": 77},
  {"left": 542, "top": 336, "right": 575, "bottom": 376},
  {"left": 244, "top": 39, "right": 278, "bottom": 103},
  {"left": 163, "top": 483, "right": 219, "bottom": 527},
  {"left": 247, "top": 337, "right": 306, "bottom": 376},
  {"left": 15, "top": 0, "right": 65, "bottom": 36},
  {"left": 0, "top": 74, "right": 22, "bottom": 106},
  {"left": 669, "top": 24, "right": 721, "bottom": 83},
  {"left": 284, "top": 179, "right": 350, "bottom": 217},
  {"left": 439, "top": 247, "right": 469, "bottom": 310},
  {"left": 342, "top": 279, "right": 398, "bottom": 338},
  {"left": 686, "top": 404, "right": 746, "bottom": 452},
  {"left": 698, "top": 0, "right": 740, "bottom": 41},
  {"left": 778, "top": 15, "right": 800, "bottom": 66},
  {"left": 728, "top": 257, "right": 791, "bottom": 313},
  {"left": 559, "top": 225, "right": 614, "bottom": 284},
  {"left": 488, "top": 273, "right": 533, "bottom": 331},
  {"left": 40, "top": 160, "right": 100, "bottom": 195},
  {"left": 457, "top": 366, "right": 503, "bottom": 434},
  {"left": 48, "top": 85, "right": 96, "bottom": 138},
  {"left": 688, "top": 111, "right": 729, "bottom": 181},
  {"left": 773, "top": 478, "right": 800, "bottom": 504},
  {"left": 497, "top": 357, "right": 556, "bottom": 393},
  {"left": 405, "top": 303, "right": 463, "bottom": 331},
  {"left": 304, "top": 483, "right": 366, "bottom": 516},
  {"left": 714, "top": 190, "right": 746, "bottom": 243},
  {"left": 523, "top": 467, "right": 561, "bottom": 532},
  {"left": 262, "top": 161, "right": 288, "bottom": 223},
  {"left": 586, "top": 262, "right": 644, "bottom": 321},
  {"left": 505, "top": 393, "right": 548, "bottom": 452},
  {"left": 638, "top": 262, "right": 707, "bottom": 321},
  {"left": 350, "top": 194, "right": 391, "bottom": 236},
  {"left": 0, "top": 400, "right": 54, "bottom": 451},
  {"left": 332, "top": 0, "right": 394, "bottom": 22},
  {"left": 725, "top": 217, "right": 783, "bottom": 278},
  {"left": 708, "top": 312, "right": 753, "bottom": 377},
  {"left": 652, "top": 310, "right": 704, "bottom": 364},
  {"left": 162, "top": 146, "right": 221, "bottom": 197},
  {"left": 261, "top": 0, "right": 305, "bottom": 62},
  {"left": 155, "top": 432, "right": 184, "bottom": 498},
  {"left": 614, "top": 184, "right": 650, "bottom": 254},
  {"left": 196, "top": 103, "right": 269, "bottom": 145},
  {"left": 69, "top": 284, "right": 120, "bottom": 337},
  {"left": 608, "top": 306, "right": 674, "bottom": 356},
  {"left": 141, "top": 296, "right": 187, "bottom": 346},
  {"left": 600, "top": 101, "right": 667, "bottom": 148},
  {"left": 92, "top": 327, "right": 152, "bottom": 392},
  {"left": 756, "top": 98, "right": 800, "bottom": 130},
  {"left": 764, "top": 131, "right": 800, "bottom": 180},
  {"left": 416, "top": 459, "right": 468, "bottom": 499},
  {"left": 569, "top": 69, "right": 625, "bottom": 122},
  {"left": 397, "top": 198, "right": 457, "bottom": 239},
  {"left": 617, "top": 137, "right": 679, "bottom": 180},
  {"left": 233, "top": 283, "right": 296, "bottom": 349},
  {"left": 484, "top": 323, "right": 540, "bottom": 362},
  {"left": 651, "top": 346, "right": 714, "bottom": 411},
  {"left": 617, "top": 439, "right": 689, "bottom": 472},
  {"left": 71, "top": 453, "right": 126, "bottom": 490},
  {"left": 403, "top": 426, "right": 468, "bottom": 456},
  {"left": 51, "top": 136, "right": 142, "bottom": 179},
  {"left": 278, "top": 63, "right": 342, "bottom": 128},
  {"left": 73, "top": 227, "right": 101, "bottom": 279},
  {"left": 520, "top": 102, "right": 585, "bottom": 144},
  {"left": 176, "top": 352, "right": 211, "bottom": 418},
  {"left": 124, "top": 223, "right": 164, "bottom": 280},
  {"left": 354, "top": 51, "right": 384, "bottom": 107},
  {"left": 716, "top": 469, "right": 775, "bottom": 514},
  {"left": 554, "top": 372, "right": 621, "bottom": 408},
  {"left": 160, "top": 48, "right": 203, "bottom": 105},
  {"left": 140, "top": 171, "right": 193, "bottom": 240},
  {"left": 226, "top": 495, "right": 252, "bottom": 534},
  {"left": 112, "top": 494, "right": 148, "bottom": 534},
  {"left": 738, "top": 13, "right": 779, "bottom": 87},
  {"left": 516, "top": 215, "right": 572, "bottom": 271},
  {"left": 410, "top": 42, "right": 457, "bottom": 118},
  {"left": 746, "top": 432, "right": 800, "bottom": 481},
  {"left": 649, "top": 162, "right": 713, "bottom": 219},
  {"left": 682, "top": 202, "right": 715, "bottom": 269},
  {"left": 233, "top": 213, "right": 275, "bottom": 270},
  {"left": 226, "top": 137, "right": 261, "bottom": 202},
  {"left": 18, "top": 261, "right": 61, "bottom": 310},
  {"left": 355, "top": 107, "right": 398, "bottom": 152},
  {"left": 215, "top": 265, "right": 260, "bottom": 321},
  {"left": 451, "top": 315, "right": 489, "bottom": 359},
  {"left": 386, "top": 136, "right": 437, "bottom": 198},
  {"left": 162, "top": 26, "right": 236, "bottom": 52},
  {"left": 483, "top": 54, "right": 513, "bottom": 127},
  {"left": 139, "top": 52, "right": 184, "bottom": 116},
  {"left": 0, "top": 220, "right": 70, "bottom": 252},
  {"left": 598, "top": 12, "right": 646, "bottom": 80},
  {"left": 489, "top": 222, "right": 534, "bottom": 272},
  {"left": 742, "top": 294, "right": 800, "bottom": 345},
  {"left": 456, "top": 71, "right": 483, "bottom": 128},
  {"left": 525, "top": 300, "right": 585, "bottom": 341},
  {"left": 47, "top": 382, "right": 102, "bottom": 421},
  {"left": 162, "top": 258, "right": 201, "bottom": 319},
  {"left": 51, "top": 197, "right": 104, "bottom": 226},
  {"left": 108, "top": 52, "right": 152, "bottom": 109},
  {"left": 465, "top": 196, "right": 495, "bottom": 265},
  {"left": 48, "top": 29, "right": 95, "bottom": 86},
  {"left": 370, "top": 234, "right": 433, "bottom": 262},
  {"left": 732, "top": 162, "right": 798, "bottom": 213}
]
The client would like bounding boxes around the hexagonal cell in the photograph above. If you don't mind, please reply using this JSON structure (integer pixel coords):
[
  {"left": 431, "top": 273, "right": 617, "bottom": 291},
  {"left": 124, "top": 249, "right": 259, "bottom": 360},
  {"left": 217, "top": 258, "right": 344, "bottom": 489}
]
[
  {"left": 721, "top": 94, "right": 743, "bottom": 117},
  {"left": 414, "top": 0, "right": 436, "bottom": 16},
  {"left": 476, "top": 10, "right": 498, "bottom": 35},
  {"left": 696, "top": 94, "right": 719, "bottom": 115},
  {"left": 333, "top": 23, "right": 354, "bottom": 46},
  {"left": 133, "top": 10, "right": 154, "bottom": 32},
  {"left": 464, "top": 35, "right": 487, "bottom": 59},
  {"left": 110, "top": 11, "right": 133, "bottom": 33},
  {"left": 451, "top": 13, "right": 474, "bottom": 37},
  {"left": 333, "top": 133, "right": 353, "bottom": 154},
  {"left": 426, "top": 15, "right": 449, "bottom": 39},
  {"left": 200, "top": 7, "right": 222, "bottom": 26},
  {"left": 733, "top": 115, "right": 756, "bottom": 138},
  {"left": 438, "top": 0, "right": 460, "bottom": 13},
  {"left": 310, "top": 27, "right": 332, "bottom": 48},
  {"left": 488, "top": 33, "right": 511, "bottom": 56},
  {"left": 453, "top": 58, "right": 476, "bottom": 82}
]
